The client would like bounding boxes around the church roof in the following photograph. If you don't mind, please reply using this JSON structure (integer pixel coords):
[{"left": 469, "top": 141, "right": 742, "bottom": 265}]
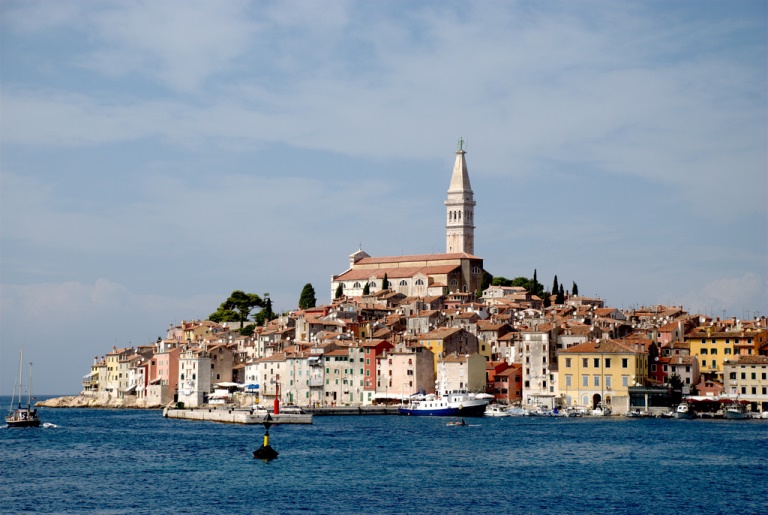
[
  {"left": 355, "top": 252, "right": 481, "bottom": 264},
  {"left": 335, "top": 264, "right": 460, "bottom": 282}
]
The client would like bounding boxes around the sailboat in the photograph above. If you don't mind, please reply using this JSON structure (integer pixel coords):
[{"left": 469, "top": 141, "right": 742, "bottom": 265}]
[{"left": 6, "top": 347, "right": 41, "bottom": 428}]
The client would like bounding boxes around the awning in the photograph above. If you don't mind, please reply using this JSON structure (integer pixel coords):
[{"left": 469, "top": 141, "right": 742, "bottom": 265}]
[
  {"left": 214, "top": 382, "right": 241, "bottom": 388},
  {"left": 83, "top": 371, "right": 98, "bottom": 379},
  {"left": 242, "top": 383, "right": 260, "bottom": 391},
  {"left": 149, "top": 377, "right": 162, "bottom": 385},
  {"left": 121, "top": 385, "right": 136, "bottom": 393}
]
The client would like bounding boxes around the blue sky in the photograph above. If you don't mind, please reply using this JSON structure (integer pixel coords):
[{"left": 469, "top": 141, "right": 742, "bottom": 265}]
[{"left": 1, "top": 0, "right": 766, "bottom": 394}]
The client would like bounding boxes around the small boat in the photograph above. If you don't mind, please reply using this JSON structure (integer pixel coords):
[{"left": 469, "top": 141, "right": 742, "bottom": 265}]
[
  {"left": 484, "top": 404, "right": 510, "bottom": 417},
  {"left": 506, "top": 407, "right": 530, "bottom": 417},
  {"left": 724, "top": 403, "right": 750, "bottom": 420},
  {"left": 657, "top": 410, "right": 675, "bottom": 419},
  {"left": 675, "top": 402, "right": 695, "bottom": 419},
  {"left": 446, "top": 419, "right": 467, "bottom": 426},
  {"left": 590, "top": 405, "right": 612, "bottom": 416},
  {"left": 6, "top": 347, "right": 41, "bottom": 428}
]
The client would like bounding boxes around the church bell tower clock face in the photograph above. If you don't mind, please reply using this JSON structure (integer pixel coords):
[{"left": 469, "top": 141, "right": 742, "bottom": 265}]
[{"left": 445, "top": 138, "right": 475, "bottom": 255}]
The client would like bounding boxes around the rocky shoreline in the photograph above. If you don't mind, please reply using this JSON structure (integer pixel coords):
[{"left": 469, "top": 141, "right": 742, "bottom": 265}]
[{"left": 36, "top": 395, "right": 165, "bottom": 409}]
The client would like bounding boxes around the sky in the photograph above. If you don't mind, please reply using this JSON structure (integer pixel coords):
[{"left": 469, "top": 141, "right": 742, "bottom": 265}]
[{"left": 1, "top": 0, "right": 766, "bottom": 395}]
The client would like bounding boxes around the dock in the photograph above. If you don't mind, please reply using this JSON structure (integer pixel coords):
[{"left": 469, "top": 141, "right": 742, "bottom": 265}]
[{"left": 163, "top": 407, "right": 313, "bottom": 424}]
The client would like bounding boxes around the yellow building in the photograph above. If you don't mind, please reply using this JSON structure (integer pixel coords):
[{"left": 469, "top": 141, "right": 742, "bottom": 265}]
[
  {"left": 687, "top": 326, "right": 767, "bottom": 380},
  {"left": 557, "top": 339, "right": 649, "bottom": 414}
]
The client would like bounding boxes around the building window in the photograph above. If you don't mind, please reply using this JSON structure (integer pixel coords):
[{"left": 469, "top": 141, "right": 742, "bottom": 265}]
[
  {"left": 605, "top": 359, "right": 611, "bottom": 368},
  {"left": 701, "top": 348, "right": 708, "bottom": 355},
  {"left": 415, "top": 279, "right": 424, "bottom": 286},
  {"left": 399, "top": 280, "right": 407, "bottom": 286},
  {"left": 622, "top": 375, "right": 629, "bottom": 387},
  {"left": 605, "top": 376, "right": 612, "bottom": 389},
  {"left": 593, "top": 376, "right": 600, "bottom": 387},
  {"left": 582, "top": 375, "right": 588, "bottom": 387},
  {"left": 622, "top": 358, "right": 628, "bottom": 368},
  {"left": 565, "top": 358, "right": 572, "bottom": 368},
  {"left": 593, "top": 358, "right": 599, "bottom": 368},
  {"left": 353, "top": 282, "right": 361, "bottom": 288},
  {"left": 702, "top": 360, "right": 707, "bottom": 367},
  {"left": 711, "top": 349, "right": 717, "bottom": 355},
  {"left": 582, "top": 358, "right": 588, "bottom": 368},
  {"left": 565, "top": 375, "right": 572, "bottom": 387}
]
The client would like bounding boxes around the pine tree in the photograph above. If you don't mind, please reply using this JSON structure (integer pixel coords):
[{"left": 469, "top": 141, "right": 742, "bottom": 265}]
[
  {"left": 335, "top": 282, "right": 344, "bottom": 299},
  {"left": 572, "top": 282, "right": 579, "bottom": 296},
  {"left": 552, "top": 275, "right": 559, "bottom": 296},
  {"left": 298, "top": 283, "right": 317, "bottom": 309}
]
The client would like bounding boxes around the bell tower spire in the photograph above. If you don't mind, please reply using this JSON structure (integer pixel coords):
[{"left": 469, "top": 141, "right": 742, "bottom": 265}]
[{"left": 445, "top": 137, "right": 475, "bottom": 255}]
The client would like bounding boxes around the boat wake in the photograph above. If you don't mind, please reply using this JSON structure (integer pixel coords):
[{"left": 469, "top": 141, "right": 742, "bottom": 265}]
[{"left": 42, "top": 422, "right": 59, "bottom": 428}]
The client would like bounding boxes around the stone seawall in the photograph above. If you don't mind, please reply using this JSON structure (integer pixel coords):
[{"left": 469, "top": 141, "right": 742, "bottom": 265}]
[
  {"left": 36, "top": 395, "right": 164, "bottom": 409},
  {"left": 163, "top": 407, "right": 313, "bottom": 424}
]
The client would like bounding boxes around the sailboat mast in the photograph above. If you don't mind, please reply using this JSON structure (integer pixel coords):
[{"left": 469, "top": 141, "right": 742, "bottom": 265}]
[{"left": 28, "top": 361, "right": 34, "bottom": 408}]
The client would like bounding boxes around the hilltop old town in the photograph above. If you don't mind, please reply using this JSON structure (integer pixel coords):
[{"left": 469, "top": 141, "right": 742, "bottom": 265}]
[{"left": 71, "top": 143, "right": 768, "bottom": 415}]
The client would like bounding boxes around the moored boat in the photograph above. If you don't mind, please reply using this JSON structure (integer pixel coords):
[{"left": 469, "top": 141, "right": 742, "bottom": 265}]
[
  {"left": 6, "top": 347, "right": 41, "bottom": 428},
  {"left": 398, "top": 395, "right": 459, "bottom": 416},
  {"left": 724, "top": 402, "right": 750, "bottom": 420},
  {"left": 484, "top": 404, "right": 509, "bottom": 417},
  {"left": 675, "top": 402, "right": 695, "bottom": 419}
]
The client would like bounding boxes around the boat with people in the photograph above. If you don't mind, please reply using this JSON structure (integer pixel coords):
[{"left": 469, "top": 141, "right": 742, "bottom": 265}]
[
  {"left": 6, "top": 347, "right": 41, "bottom": 428},
  {"left": 446, "top": 418, "right": 467, "bottom": 426}
]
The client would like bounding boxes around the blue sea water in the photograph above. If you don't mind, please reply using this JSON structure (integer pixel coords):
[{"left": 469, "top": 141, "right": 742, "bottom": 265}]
[{"left": 1, "top": 396, "right": 767, "bottom": 514}]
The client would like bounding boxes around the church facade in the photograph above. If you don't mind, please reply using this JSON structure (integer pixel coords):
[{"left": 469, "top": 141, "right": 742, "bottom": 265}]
[{"left": 331, "top": 142, "right": 484, "bottom": 299}]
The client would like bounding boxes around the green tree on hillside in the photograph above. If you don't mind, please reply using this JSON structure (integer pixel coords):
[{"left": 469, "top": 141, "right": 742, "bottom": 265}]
[
  {"left": 298, "top": 283, "right": 317, "bottom": 309},
  {"left": 209, "top": 290, "right": 264, "bottom": 328}
]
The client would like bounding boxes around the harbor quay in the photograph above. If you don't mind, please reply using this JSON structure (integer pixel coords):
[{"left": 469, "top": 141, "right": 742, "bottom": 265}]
[{"left": 162, "top": 404, "right": 400, "bottom": 424}]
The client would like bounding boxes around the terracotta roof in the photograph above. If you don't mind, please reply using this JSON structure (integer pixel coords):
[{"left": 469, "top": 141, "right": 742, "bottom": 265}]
[
  {"left": 355, "top": 253, "right": 481, "bottom": 264},
  {"left": 418, "top": 327, "right": 462, "bottom": 340},
  {"left": 335, "top": 264, "right": 460, "bottom": 282},
  {"left": 725, "top": 355, "right": 768, "bottom": 365},
  {"left": 561, "top": 339, "right": 641, "bottom": 354}
]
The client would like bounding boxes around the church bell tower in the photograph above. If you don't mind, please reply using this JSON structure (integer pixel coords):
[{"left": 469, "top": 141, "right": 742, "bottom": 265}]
[{"left": 445, "top": 138, "right": 475, "bottom": 255}]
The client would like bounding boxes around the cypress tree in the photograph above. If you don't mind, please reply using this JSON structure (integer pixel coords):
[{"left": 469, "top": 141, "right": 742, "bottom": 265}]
[
  {"left": 556, "top": 284, "right": 565, "bottom": 304},
  {"left": 298, "top": 283, "right": 317, "bottom": 309},
  {"left": 572, "top": 282, "right": 579, "bottom": 296},
  {"left": 363, "top": 282, "right": 370, "bottom": 295},
  {"left": 335, "top": 282, "right": 344, "bottom": 299},
  {"left": 552, "top": 275, "right": 559, "bottom": 296},
  {"left": 382, "top": 273, "right": 389, "bottom": 291}
]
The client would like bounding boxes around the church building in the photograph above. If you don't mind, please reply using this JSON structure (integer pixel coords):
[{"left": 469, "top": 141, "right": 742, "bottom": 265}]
[{"left": 331, "top": 141, "right": 484, "bottom": 299}]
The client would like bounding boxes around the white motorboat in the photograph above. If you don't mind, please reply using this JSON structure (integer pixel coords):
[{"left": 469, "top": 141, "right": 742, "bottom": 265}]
[
  {"left": 506, "top": 407, "right": 530, "bottom": 417},
  {"left": 675, "top": 403, "right": 695, "bottom": 419},
  {"left": 484, "top": 404, "right": 510, "bottom": 417},
  {"left": 724, "top": 403, "right": 750, "bottom": 420}
]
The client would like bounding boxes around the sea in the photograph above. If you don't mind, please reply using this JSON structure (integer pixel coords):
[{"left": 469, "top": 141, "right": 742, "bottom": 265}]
[{"left": 1, "top": 396, "right": 767, "bottom": 515}]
